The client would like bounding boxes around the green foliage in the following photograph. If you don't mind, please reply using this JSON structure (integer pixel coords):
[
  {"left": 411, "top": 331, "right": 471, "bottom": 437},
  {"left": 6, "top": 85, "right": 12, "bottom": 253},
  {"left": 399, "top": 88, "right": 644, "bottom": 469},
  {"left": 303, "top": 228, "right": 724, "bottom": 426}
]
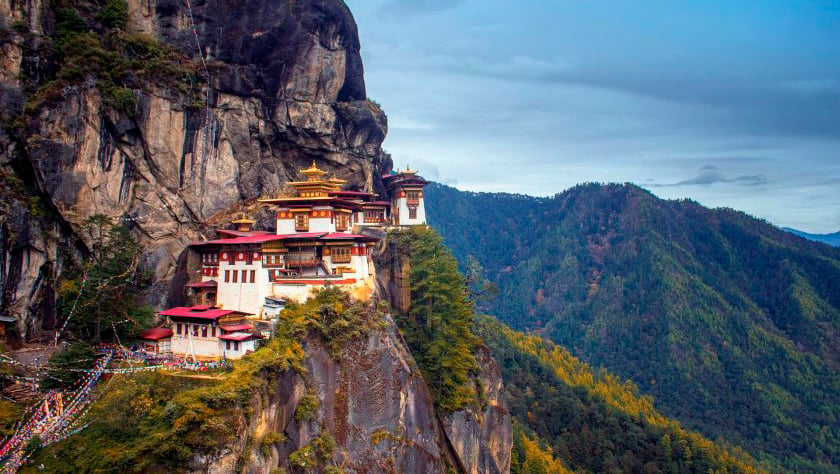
[
  {"left": 54, "top": 7, "right": 88, "bottom": 38},
  {"left": 57, "top": 214, "right": 153, "bottom": 343},
  {"left": 510, "top": 423, "right": 575, "bottom": 474},
  {"left": 295, "top": 394, "right": 319, "bottom": 422},
  {"left": 0, "top": 400, "right": 23, "bottom": 437},
  {"left": 96, "top": 0, "right": 129, "bottom": 29},
  {"left": 391, "top": 226, "right": 481, "bottom": 412},
  {"left": 428, "top": 182, "right": 840, "bottom": 473},
  {"left": 278, "top": 288, "right": 385, "bottom": 358},
  {"left": 478, "top": 315, "right": 762, "bottom": 474},
  {"left": 9, "top": 20, "right": 30, "bottom": 33},
  {"left": 25, "top": 290, "right": 382, "bottom": 472},
  {"left": 288, "top": 432, "right": 336, "bottom": 472},
  {"left": 258, "top": 431, "right": 287, "bottom": 457},
  {"left": 23, "top": 2, "right": 202, "bottom": 115},
  {"left": 26, "top": 334, "right": 306, "bottom": 472},
  {"left": 0, "top": 171, "right": 45, "bottom": 218},
  {"left": 40, "top": 342, "right": 96, "bottom": 390}
]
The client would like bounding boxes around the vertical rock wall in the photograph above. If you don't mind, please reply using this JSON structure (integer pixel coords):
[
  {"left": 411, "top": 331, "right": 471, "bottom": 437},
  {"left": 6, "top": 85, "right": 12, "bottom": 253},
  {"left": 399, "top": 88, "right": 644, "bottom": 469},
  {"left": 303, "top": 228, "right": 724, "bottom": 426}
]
[{"left": 0, "top": 0, "right": 390, "bottom": 335}]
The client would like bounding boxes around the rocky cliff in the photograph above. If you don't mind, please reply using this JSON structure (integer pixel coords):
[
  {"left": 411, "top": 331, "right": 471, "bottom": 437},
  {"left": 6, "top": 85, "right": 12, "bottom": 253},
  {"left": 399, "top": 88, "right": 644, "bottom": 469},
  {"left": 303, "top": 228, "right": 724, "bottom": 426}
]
[
  {"left": 192, "top": 231, "right": 511, "bottom": 473},
  {"left": 198, "top": 233, "right": 512, "bottom": 474},
  {"left": 373, "top": 230, "right": 512, "bottom": 474},
  {"left": 204, "top": 317, "right": 453, "bottom": 474},
  {"left": 0, "top": 0, "right": 389, "bottom": 340}
]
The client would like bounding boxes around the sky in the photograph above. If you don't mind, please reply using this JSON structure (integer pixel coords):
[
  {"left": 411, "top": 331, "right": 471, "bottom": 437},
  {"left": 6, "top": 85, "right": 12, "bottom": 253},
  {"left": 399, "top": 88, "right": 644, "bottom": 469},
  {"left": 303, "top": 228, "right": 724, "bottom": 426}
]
[{"left": 345, "top": 0, "right": 840, "bottom": 233}]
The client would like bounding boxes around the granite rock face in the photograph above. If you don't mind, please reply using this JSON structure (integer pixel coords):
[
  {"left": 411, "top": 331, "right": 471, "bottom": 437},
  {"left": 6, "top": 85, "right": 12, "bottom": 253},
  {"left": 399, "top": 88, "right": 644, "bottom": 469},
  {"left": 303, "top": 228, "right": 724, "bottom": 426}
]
[
  {"left": 0, "top": 0, "right": 389, "bottom": 336},
  {"left": 373, "top": 232, "right": 513, "bottom": 474},
  {"left": 442, "top": 345, "right": 512, "bottom": 474},
  {"left": 191, "top": 313, "right": 510, "bottom": 474},
  {"left": 192, "top": 317, "right": 448, "bottom": 474}
]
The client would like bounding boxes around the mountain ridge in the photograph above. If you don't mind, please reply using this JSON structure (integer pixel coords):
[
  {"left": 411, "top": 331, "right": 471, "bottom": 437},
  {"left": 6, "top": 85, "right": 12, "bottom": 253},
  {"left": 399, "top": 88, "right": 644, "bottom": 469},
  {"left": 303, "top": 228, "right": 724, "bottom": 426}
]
[
  {"left": 426, "top": 181, "right": 840, "bottom": 473},
  {"left": 783, "top": 227, "right": 840, "bottom": 247}
]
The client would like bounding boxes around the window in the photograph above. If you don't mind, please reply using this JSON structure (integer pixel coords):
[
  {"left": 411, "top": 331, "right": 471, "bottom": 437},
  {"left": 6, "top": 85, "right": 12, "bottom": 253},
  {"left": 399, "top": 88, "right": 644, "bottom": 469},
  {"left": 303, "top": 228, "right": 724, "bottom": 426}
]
[
  {"left": 364, "top": 210, "right": 384, "bottom": 223},
  {"left": 201, "top": 326, "right": 208, "bottom": 337},
  {"left": 406, "top": 190, "right": 420, "bottom": 204},
  {"left": 246, "top": 252, "right": 253, "bottom": 265},
  {"left": 295, "top": 213, "right": 309, "bottom": 231},
  {"left": 232, "top": 270, "right": 238, "bottom": 283},
  {"left": 250, "top": 270, "right": 256, "bottom": 283},
  {"left": 228, "top": 252, "right": 236, "bottom": 264},
  {"left": 192, "top": 325, "right": 198, "bottom": 336},
  {"left": 176, "top": 323, "right": 182, "bottom": 335},
  {"left": 408, "top": 207, "right": 417, "bottom": 219},
  {"left": 224, "top": 270, "right": 230, "bottom": 283},
  {"left": 268, "top": 270, "right": 276, "bottom": 282},
  {"left": 234, "top": 341, "right": 240, "bottom": 351},
  {"left": 211, "top": 327, "right": 216, "bottom": 337},
  {"left": 331, "top": 246, "right": 352, "bottom": 263},
  {"left": 336, "top": 213, "right": 349, "bottom": 231},
  {"left": 225, "top": 340, "right": 230, "bottom": 351}
]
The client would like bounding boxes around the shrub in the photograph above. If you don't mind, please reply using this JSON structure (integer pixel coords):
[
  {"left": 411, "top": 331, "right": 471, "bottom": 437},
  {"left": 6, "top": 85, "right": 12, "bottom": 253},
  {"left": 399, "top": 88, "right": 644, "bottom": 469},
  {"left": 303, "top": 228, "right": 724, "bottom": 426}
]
[
  {"left": 294, "top": 394, "right": 319, "bottom": 422},
  {"left": 96, "top": 0, "right": 129, "bottom": 30}
]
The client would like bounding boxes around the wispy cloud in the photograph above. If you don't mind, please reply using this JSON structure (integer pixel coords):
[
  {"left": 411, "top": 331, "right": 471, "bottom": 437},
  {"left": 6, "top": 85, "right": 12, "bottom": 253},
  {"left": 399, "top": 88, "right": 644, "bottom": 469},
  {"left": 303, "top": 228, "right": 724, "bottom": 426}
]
[
  {"left": 780, "top": 79, "right": 840, "bottom": 96},
  {"left": 648, "top": 165, "right": 767, "bottom": 187},
  {"left": 378, "top": 0, "right": 463, "bottom": 17}
]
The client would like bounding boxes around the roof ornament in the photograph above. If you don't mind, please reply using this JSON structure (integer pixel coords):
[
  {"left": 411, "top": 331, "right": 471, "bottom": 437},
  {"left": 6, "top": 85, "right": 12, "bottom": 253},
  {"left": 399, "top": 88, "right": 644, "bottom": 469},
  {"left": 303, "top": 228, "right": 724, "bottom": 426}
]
[{"left": 232, "top": 213, "right": 256, "bottom": 231}]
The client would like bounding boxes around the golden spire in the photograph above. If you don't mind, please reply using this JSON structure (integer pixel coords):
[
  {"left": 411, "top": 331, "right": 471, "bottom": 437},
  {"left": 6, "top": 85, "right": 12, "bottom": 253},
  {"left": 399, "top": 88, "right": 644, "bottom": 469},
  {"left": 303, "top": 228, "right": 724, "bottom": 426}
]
[
  {"left": 231, "top": 213, "right": 255, "bottom": 225},
  {"left": 301, "top": 160, "right": 327, "bottom": 181},
  {"left": 232, "top": 213, "right": 256, "bottom": 232}
]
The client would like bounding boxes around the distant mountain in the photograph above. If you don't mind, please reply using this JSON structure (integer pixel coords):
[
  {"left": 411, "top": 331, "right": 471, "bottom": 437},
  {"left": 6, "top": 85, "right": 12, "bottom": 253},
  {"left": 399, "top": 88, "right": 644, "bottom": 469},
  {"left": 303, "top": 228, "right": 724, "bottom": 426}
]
[
  {"left": 426, "top": 182, "right": 840, "bottom": 473},
  {"left": 783, "top": 227, "right": 840, "bottom": 247},
  {"left": 477, "top": 315, "right": 762, "bottom": 474}
]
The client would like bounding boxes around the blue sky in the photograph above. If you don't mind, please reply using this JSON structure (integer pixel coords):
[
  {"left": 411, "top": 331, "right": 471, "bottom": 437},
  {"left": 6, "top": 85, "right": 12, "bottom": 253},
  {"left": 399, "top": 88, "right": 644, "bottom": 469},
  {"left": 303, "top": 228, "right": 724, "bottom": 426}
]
[{"left": 345, "top": 0, "right": 840, "bottom": 233}]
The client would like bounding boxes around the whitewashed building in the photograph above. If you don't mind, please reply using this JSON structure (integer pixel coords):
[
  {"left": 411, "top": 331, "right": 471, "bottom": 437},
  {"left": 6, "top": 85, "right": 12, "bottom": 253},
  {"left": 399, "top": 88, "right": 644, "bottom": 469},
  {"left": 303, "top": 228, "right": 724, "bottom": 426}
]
[{"left": 159, "top": 305, "right": 260, "bottom": 360}]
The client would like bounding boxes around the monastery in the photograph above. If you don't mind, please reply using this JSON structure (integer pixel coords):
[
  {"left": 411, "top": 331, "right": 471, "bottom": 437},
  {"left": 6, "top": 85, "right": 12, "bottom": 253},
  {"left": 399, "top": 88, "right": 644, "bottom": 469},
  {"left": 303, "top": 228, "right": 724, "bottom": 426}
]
[{"left": 140, "top": 163, "right": 428, "bottom": 360}]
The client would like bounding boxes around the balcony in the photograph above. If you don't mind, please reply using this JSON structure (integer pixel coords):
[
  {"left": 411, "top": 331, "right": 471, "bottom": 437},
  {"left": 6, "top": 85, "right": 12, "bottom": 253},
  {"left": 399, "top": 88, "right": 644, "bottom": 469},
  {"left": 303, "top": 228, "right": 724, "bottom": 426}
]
[{"left": 285, "top": 253, "right": 320, "bottom": 267}]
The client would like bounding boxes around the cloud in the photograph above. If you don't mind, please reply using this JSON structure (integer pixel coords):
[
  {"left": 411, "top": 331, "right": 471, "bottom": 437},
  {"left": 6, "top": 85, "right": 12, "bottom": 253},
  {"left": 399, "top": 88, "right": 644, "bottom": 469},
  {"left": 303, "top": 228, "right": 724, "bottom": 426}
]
[
  {"left": 378, "top": 0, "right": 463, "bottom": 17},
  {"left": 648, "top": 165, "right": 768, "bottom": 187},
  {"left": 780, "top": 79, "right": 840, "bottom": 96},
  {"left": 463, "top": 55, "right": 575, "bottom": 81}
]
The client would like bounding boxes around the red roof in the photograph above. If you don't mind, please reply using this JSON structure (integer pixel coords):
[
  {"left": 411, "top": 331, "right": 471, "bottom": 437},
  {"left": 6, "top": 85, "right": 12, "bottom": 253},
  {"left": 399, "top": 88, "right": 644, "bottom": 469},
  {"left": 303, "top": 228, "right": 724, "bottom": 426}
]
[
  {"left": 159, "top": 306, "right": 240, "bottom": 320},
  {"left": 220, "top": 323, "right": 252, "bottom": 332},
  {"left": 139, "top": 327, "right": 173, "bottom": 341},
  {"left": 219, "top": 332, "right": 260, "bottom": 341},
  {"left": 321, "top": 233, "right": 377, "bottom": 241},
  {"left": 195, "top": 235, "right": 288, "bottom": 246},
  {"left": 186, "top": 280, "right": 218, "bottom": 288}
]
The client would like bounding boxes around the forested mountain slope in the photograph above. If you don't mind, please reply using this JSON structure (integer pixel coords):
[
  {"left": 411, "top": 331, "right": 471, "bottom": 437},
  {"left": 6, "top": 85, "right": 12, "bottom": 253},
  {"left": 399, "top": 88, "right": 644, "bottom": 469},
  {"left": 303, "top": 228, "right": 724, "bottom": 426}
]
[
  {"left": 387, "top": 226, "right": 764, "bottom": 474},
  {"left": 427, "top": 182, "right": 840, "bottom": 473},
  {"left": 477, "top": 316, "right": 762, "bottom": 474}
]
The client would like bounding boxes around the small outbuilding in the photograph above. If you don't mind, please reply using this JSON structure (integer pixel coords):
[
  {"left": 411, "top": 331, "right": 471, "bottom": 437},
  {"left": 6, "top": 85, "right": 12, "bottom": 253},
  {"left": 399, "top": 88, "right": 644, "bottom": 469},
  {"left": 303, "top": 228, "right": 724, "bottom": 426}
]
[{"left": 138, "top": 327, "right": 173, "bottom": 355}]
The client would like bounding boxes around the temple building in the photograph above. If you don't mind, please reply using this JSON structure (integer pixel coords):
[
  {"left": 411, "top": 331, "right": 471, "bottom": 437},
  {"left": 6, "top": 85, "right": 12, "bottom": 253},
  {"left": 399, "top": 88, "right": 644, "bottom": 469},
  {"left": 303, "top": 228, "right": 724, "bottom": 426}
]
[
  {"left": 161, "top": 305, "right": 260, "bottom": 360},
  {"left": 383, "top": 167, "right": 428, "bottom": 226},
  {"left": 156, "top": 163, "right": 429, "bottom": 359}
]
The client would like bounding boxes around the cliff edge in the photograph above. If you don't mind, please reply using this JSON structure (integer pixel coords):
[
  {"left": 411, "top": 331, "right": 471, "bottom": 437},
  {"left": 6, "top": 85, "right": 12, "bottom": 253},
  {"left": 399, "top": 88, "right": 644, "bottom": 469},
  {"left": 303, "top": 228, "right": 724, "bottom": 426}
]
[{"left": 0, "top": 0, "right": 389, "bottom": 339}]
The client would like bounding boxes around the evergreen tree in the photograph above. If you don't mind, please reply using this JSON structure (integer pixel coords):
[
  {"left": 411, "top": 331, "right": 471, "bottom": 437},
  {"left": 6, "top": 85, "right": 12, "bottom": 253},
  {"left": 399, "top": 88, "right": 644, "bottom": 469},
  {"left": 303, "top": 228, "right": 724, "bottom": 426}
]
[
  {"left": 394, "top": 226, "right": 481, "bottom": 411},
  {"left": 57, "top": 214, "right": 153, "bottom": 343}
]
